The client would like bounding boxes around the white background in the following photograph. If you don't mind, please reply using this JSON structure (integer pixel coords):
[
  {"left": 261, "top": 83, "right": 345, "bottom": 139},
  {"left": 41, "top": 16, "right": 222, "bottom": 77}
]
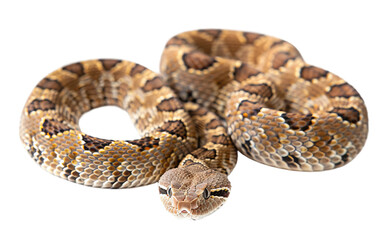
[{"left": 1, "top": 1, "right": 381, "bottom": 239}]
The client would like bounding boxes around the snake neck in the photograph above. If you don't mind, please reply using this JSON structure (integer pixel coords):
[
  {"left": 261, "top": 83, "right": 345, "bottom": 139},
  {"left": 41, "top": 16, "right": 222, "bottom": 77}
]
[{"left": 178, "top": 154, "right": 210, "bottom": 171}]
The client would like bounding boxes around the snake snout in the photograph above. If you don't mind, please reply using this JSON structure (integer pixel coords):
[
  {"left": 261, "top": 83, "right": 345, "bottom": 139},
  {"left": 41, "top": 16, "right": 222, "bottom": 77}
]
[{"left": 171, "top": 195, "right": 198, "bottom": 214}]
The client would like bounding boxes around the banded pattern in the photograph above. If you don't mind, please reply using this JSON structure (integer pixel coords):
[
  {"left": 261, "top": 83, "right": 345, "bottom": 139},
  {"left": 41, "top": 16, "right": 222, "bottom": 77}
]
[
  {"left": 20, "top": 60, "right": 200, "bottom": 188},
  {"left": 160, "top": 29, "right": 368, "bottom": 172},
  {"left": 20, "top": 29, "right": 368, "bottom": 219}
]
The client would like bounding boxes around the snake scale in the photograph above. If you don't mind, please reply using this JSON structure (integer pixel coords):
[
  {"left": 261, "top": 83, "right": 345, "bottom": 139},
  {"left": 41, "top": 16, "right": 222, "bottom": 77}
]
[{"left": 20, "top": 29, "right": 368, "bottom": 219}]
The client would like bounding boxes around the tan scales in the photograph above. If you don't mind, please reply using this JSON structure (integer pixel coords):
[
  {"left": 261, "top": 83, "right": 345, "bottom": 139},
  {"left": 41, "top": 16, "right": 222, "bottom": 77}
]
[{"left": 20, "top": 29, "right": 368, "bottom": 219}]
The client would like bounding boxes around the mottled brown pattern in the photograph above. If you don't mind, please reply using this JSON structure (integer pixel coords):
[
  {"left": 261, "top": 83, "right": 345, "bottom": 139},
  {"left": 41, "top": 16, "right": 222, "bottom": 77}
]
[
  {"left": 327, "top": 83, "right": 360, "bottom": 98},
  {"left": 27, "top": 99, "right": 55, "bottom": 113},
  {"left": 156, "top": 97, "right": 183, "bottom": 112},
  {"left": 300, "top": 65, "right": 328, "bottom": 81},
  {"left": 205, "top": 119, "right": 221, "bottom": 130},
  {"left": 233, "top": 63, "right": 261, "bottom": 82},
  {"left": 330, "top": 107, "right": 360, "bottom": 124},
  {"left": 237, "top": 100, "right": 263, "bottom": 116},
  {"left": 271, "top": 40, "right": 286, "bottom": 48},
  {"left": 100, "top": 59, "right": 121, "bottom": 70},
  {"left": 127, "top": 137, "right": 160, "bottom": 151},
  {"left": 159, "top": 120, "right": 187, "bottom": 139},
  {"left": 21, "top": 29, "right": 368, "bottom": 220},
  {"left": 165, "top": 36, "right": 189, "bottom": 47},
  {"left": 37, "top": 78, "right": 63, "bottom": 91},
  {"left": 82, "top": 134, "right": 113, "bottom": 153},
  {"left": 188, "top": 106, "right": 208, "bottom": 116},
  {"left": 281, "top": 113, "right": 314, "bottom": 131},
  {"left": 41, "top": 119, "right": 71, "bottom": 136},
  {"left": 130, "top": 64, "right": 146, "bottom": 76},
  {"left": 198, "top": 29, "right": 222, "bottom": 39},
  {"left": 142, "top": 76, "right": 164, "bottom": 92},
  {"left": 63, "top": 62, "right": 84, "bottom": 76},
  {"left": 243, "top": 32, "right": 263, "bottom": 44},
  {"left": 78, "top": 80, "right": 99, "bottom": 108},
  {"left": 189, "top": 34, "right": 214, "bottom": 54},
  {"left": 272, "top": 51, "right": 296, "bottom": 69},
  {"left": 242, "top": 83, "right": 273, "bottom": 99},
  {"left": 210, "top": 135, "right": 230, "bottom": 145},
  {"left": 183, "top": 51, "right": 215, "bottom": 70},
  {"left": 191, "top": 148, "right": 217, "bottom": 160}
]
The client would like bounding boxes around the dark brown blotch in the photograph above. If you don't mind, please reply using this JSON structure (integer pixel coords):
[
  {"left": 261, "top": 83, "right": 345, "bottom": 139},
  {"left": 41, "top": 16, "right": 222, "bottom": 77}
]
[
  {"left": 99, "top": 59, "right": 121, "bottom": 71},
  {"left": 211, "top": 134, "right": 230, "bottom": 146},
  {"left": 272, "top": 51, "right": 296, "bottom": 69},
  {"left": 37, "top": 78, "right": 63, "bottom": 91},
  {"left": 205, "top": 119, "right": 222, "bottom": 130},
  {"left": 243, "top": 32, "right": 263, "bottom": 44},
  {"left": 41, "top": 119, "right": 71, "bottom": 136},
  {"left": 82, "top": 134, "right": 113, "bottom": 153},
  {"left": 156, "top": 97, "right": 183, "bottom": 112},
  {"left": 330, "top": 107, "right": 360, "bottom": 124},
  {"left": 165, "top": 37, "right": 189, "bottom": 47},
  {"left": 191, "top": 148, "right": 217, "bottom": 160},
  {"left": 233, "top": 63, "right": 261, "bottom": 82},
  {"left": 127, "top": 137, "right": 160, "bottom": 152},
  {"left": 63, "top": 62, "right": 84, "bottom": 76},
  {"left": 182, "top": 51, "right": 216, "bottom": 70},
  {"left": 130, "top": 64, "right": 146, "bottom": 76},
  {"left": 300, "top": 66, "right": 328, "bottom": 81},
  {"left": 327, "top": 83, "right": 360, "bottom": 98},
  {"left": 237, "top": 100, "right": 263, "bottom": 117},
  {"left": 271, "top": 40, "right": 286, "bottom": 48},
  {"left": 142, "top": 76, "right": 164, "bottom": 92},
  {"left": 197, "top": 29, "right": 222, "bottom": 39},
  {"left": 27, "top": 99, "right": 55, "bottom": 114},
  {"left": 159, "top": 120, "right": 187, "bottom": 139},
  {"left": 241, "top": 83, "right": 273, "bottom": 99},
  {"left": 188, "top": 106, "right": 208, "bottom": 116},
  {"left": 281, "top": 113, "right": 314, "bottom": 131}
]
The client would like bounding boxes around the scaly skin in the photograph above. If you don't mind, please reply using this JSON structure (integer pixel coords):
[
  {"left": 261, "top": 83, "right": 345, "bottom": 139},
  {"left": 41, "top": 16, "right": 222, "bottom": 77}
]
[{"left": 20, "top": 29, "right": 368, "bottom": 219}]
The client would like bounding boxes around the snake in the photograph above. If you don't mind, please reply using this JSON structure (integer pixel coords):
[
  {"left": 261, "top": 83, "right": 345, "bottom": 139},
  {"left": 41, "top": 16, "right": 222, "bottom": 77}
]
[{"left": 20, "top": 29, "right": 368, "bottom": 219}]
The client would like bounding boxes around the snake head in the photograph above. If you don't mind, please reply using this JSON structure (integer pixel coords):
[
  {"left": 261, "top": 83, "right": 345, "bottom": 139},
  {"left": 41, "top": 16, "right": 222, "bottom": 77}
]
[{"left": 158, "top": 164, "right": 231, "bottom": 219}]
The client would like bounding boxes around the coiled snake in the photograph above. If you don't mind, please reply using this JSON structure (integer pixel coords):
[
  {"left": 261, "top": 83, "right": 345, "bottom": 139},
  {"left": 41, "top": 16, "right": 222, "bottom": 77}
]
[{"left": 20, "top": 29, "right": 368, "bottom": 219}]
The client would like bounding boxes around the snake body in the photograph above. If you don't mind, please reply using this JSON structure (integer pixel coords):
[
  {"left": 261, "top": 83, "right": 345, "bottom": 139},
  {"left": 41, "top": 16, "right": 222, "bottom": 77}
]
[{"left": 20, "top": 29, "right": 368, "bottom": 219}]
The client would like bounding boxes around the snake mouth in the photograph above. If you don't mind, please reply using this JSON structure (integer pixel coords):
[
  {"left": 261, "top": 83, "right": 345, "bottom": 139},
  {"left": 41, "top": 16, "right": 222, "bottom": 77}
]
[
  {"left": 172, "top": 198, "right": 197, "bottom": 216},
  {"left": 179, "top": 209, "right": 191, "bottom": 218}
]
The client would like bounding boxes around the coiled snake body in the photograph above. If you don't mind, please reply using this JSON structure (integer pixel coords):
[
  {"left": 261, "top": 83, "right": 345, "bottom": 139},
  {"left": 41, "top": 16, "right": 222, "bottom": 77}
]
[{"left": 20, "top": 29, "right": 368, "bottom": 219}]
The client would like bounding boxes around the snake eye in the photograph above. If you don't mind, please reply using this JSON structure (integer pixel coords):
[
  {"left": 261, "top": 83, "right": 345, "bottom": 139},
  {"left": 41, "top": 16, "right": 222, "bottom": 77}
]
[
  {"left": 203, "top": 188, "right": 210, "bottom": 199},
  {"left": 167, "top": 187, "right": 172, "bottom": 197}
]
